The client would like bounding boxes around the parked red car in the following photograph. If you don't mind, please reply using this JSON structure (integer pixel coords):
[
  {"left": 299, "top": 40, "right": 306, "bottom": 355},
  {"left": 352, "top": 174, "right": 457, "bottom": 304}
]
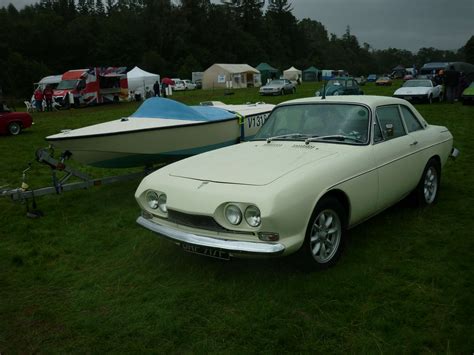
[{"left": 0, "top": 105, "right": 33, "bottom": 135}]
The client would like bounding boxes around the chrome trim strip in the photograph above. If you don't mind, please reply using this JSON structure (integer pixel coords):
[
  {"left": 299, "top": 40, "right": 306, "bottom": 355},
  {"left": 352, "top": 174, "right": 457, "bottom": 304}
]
[{"left": 136, "top": 216, "right": 285, "bottom": 255}]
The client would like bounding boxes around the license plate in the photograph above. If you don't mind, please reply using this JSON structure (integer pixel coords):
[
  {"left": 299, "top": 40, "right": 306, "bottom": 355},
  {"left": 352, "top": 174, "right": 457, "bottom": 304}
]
[{"left": 181, "top": 243, "right": 230, "bottom": 260}]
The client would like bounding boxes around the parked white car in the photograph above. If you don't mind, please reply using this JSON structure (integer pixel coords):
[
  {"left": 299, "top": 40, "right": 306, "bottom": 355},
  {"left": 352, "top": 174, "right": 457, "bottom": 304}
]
[
  {"left": 171, "top": 79, "right": 186, "bottom": 91},
  {"left": 182, "top": 79, "right": 196, "bottom": 90},
  {"left": 135, "top": 96, "right": 457, "bottom": 269},
  {"left": 393, "top": 79, "right": 443, "bottom": 103}
]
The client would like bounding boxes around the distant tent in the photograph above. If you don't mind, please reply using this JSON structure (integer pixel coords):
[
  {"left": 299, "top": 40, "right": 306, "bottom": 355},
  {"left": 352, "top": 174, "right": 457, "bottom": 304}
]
[
  {"left": 256, "top": 62, "right": 280, "bottom": 84},
  {"left": 391, "top": 64, "right": 406, "bottom": 78},
  {"left": 127, "top": 66, "right": 160, "bottom": 97},
  {"left": 303, "top": 66, "right": 319, "bottom": 82},
  {"left": 202, "top": 63, "right": 261, "bottom": 89},
  {"left": 283, "top": 66, "right": 302, "bottom": 81}
]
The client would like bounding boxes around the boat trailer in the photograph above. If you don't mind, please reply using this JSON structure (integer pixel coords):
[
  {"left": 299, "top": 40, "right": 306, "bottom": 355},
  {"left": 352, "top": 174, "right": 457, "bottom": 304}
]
[{"left": 1, "top": 147, "right": 147, "bottom": 217}]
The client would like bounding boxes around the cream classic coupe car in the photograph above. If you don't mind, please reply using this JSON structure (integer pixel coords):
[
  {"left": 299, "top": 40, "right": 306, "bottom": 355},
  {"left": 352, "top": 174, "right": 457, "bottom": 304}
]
[{"left": 135, "top": 96, "right": 457, "bottom": 269}]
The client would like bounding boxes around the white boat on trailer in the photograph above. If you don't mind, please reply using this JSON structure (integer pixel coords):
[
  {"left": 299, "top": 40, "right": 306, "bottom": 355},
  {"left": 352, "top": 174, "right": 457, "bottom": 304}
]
[{"left": 46, "top": 98, "right": 274, "bottom": 168}]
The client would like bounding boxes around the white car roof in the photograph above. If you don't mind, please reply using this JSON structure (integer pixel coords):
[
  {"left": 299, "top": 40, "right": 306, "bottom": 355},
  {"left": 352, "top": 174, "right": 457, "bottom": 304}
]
[{"left": 279, "top": 95, "right": 409, "bottom": 108}]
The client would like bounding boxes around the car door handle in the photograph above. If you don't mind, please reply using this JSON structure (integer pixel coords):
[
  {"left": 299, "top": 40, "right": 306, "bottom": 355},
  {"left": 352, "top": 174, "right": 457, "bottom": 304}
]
[{"left": 410, "top": 141, "right": 418, "bottom": 146}]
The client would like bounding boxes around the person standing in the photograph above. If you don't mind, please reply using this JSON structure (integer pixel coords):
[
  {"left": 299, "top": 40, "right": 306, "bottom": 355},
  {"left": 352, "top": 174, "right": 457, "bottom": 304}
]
[
  {"left": 444, "top": 65, "right": 460, "bottom": 103},
  {"left": 34, "top": 88, "right": 44, "bottom": 111},
  {"left": 153, "top": 80, "right": 161, "bottom": 97},
  {"left": 43, "top": 85, "right": 54, "bottom": 112}
]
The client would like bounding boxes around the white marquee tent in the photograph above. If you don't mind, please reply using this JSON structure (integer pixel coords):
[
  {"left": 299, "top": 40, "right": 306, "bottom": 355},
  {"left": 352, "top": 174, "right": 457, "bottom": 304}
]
[
  {"left": 283, "top": 66, "right": 302, "bottom": 81},
  {"left": 127, "top": 66, "right": 160, "bottom": 97}
]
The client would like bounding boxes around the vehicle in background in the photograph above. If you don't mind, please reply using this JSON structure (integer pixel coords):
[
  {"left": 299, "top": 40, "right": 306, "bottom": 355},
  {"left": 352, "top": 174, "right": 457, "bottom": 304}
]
[
  {"left": 31, "top": 75, "right": 62, "bottom": 105},
  {"left": 393, "top": 79, "right": 443, "bottom": 104},
  {"left": 259, "top": 79, "right": 296, "bottom": 95},
  {"left": 0, "top": 104, "right": 33, "bottom": 135},
  {"left": 354, "top": 76, "right": 366, "bottom": 86},
  {"left": 461, "top": 82, "right": 474, "bottom": 105},
  {"left": 420, "top": 62, "right": 474, "bottom": 82},
  {"left": 182, "top": 80, "right": 196, "bottom": 90},
  {"left": 315, "top": 77, "right": 363, "bottom": 96},
  {"left": 403, "top": 74, "right": 414, "bottom": 81},
  {"left": 375, "top": 76, "right": 392, "bottom": 86},
  {"left": 171, "top": 79, "right": 186, "bottom": 91},
  {"left": 367, "top": 74, "right": 377, "bottom": 82},
  {"left": 53, "top": 67, "right": 128, "bottom": 108},
  {"left": 194, "top": 79, "right": 203, "bottom": 89}
]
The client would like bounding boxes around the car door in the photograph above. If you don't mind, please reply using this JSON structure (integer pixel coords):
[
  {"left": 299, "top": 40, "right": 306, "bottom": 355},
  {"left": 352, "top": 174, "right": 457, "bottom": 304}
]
[{"left": 372, "top": 105, "right": 422, "bottom": 211}]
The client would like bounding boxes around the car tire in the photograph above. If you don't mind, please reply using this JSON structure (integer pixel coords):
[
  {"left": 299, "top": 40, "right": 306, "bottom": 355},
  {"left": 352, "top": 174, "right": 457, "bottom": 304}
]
[
  {"left": 428, "top": 95, "right": 433, "bottom": 104},
  {"left": 8, "top": 122, "right": 21, "bottom": 135},
  {"left": 415, "top": 158, "right": 441, "bottom": 206},
  {"left": 297, "top": 196, "right": 347, "bottom": 270},
  {"left": 292, "top": 87, "right": 296, "bottom": 94},
  {"left": 280, "top": 89, "right": 285, "bottom": 96}
]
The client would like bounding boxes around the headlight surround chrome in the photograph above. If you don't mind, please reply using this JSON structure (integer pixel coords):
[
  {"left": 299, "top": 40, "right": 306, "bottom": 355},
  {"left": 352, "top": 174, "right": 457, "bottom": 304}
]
[
  {"left": 225, "top": 204, "right": 242, "bottom": 225},
  {"left": 244, "top": 205, "right": 261, "bottom": 227},
  {"left": 146, "top": 191, "right": 159, "bottom": 210}
]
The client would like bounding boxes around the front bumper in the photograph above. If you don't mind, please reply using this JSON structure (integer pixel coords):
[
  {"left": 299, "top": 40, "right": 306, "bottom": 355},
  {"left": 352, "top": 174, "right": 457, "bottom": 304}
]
[{"left": 136, "top": 216, "right": 285, "bottom": 257}]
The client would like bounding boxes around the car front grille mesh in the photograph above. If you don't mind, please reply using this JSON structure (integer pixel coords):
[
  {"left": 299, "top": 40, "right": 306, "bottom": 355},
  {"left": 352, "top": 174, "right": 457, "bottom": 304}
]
[{"left": 167, "top": 209, "right": 254, "bottom": 235}]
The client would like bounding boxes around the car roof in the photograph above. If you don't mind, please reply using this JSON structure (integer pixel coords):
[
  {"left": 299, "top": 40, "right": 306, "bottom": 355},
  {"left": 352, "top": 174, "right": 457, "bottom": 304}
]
[{"left": 279, "top": 95, "right": 410, "bottom": 108}]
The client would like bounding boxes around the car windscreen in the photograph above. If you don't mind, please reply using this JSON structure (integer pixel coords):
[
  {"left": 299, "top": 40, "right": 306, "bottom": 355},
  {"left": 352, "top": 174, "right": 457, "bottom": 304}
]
[
  {"left": 253, "top": 103, "right": 370, "bottom": 144},
  {"left": 403, "top": 80, "right": 432, "bottom": 88},
  {"left": 268, "top": 80, "right": 284, "bottom": 85},
  {"left": 56, "top": 80, "right": 78, "bottom": 90}
]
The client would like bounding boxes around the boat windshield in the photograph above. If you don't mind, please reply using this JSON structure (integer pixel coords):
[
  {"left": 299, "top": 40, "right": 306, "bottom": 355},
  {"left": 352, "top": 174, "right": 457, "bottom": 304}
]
[
  {"left": 253, "top": 103, "right": 370, "bottom": 144},
  {"left": 56, "top": 80, "right": 78, "bottom": 90}
]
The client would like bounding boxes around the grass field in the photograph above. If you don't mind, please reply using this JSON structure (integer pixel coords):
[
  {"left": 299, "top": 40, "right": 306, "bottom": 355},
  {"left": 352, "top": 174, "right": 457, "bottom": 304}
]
[{"left": 1, "top": 82, "right": 473, "bottom": 353}]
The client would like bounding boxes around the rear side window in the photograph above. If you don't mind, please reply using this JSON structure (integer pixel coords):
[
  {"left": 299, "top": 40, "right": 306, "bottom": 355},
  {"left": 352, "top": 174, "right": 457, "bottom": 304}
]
[
  {"left": 400, "top": 106, "right": 423, "bottom": 132},
  {"left": 376, "top": 105, "right": 406, "bottom": 140}
]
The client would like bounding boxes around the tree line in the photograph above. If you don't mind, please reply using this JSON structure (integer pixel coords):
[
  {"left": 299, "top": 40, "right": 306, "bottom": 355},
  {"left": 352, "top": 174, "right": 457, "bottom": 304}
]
[{"left": 0, "top": 0, "right": 472, "bottom": 99}]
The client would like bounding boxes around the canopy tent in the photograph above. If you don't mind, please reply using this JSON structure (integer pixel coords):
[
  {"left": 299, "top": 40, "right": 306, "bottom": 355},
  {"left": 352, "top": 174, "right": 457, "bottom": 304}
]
[
  {"left": 303, "top": 66, "right": 320, "bottom": 82},
  {"left": 127, "top": 66, "right": 160, "bottom": 97},
  {"left": 202, "top": 63, "right": 261, "bottom": 89},
  {"left": 283, "top": 66, "right": 302, "bottom": 82},
  {"left": 391, "top": 64, "right": 406, "bottom": 78},
  {"left": 256, "top": 63, "right": 280, "bottom": 84}
]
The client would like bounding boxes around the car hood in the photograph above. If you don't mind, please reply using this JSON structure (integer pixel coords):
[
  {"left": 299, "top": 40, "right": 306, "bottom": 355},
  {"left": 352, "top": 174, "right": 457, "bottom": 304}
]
[
  {"left": 262, "top": 84, "right": 283, "bottom": 89},
  {"left": 168, "top": 141, "right": 338, "bottom": 186},
  {"left": 462, "top": 86, "right": 474, "bottom": 96},
  {"left": 394, "top": 87, "right": 430, "bottom": 95}
]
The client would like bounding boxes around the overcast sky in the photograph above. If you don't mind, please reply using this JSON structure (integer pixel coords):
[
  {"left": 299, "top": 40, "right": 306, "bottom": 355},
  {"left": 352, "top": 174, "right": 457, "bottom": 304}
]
[{"left": 2, "top": 0, "right": 473, "bottom": 52}]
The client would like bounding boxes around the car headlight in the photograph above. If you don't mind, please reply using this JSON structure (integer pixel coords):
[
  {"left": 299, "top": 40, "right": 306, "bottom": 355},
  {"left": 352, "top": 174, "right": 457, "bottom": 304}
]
[
  {"left": 146, "top": 191, "right": 159, "bottom": 209},
  {"left": 157, "top": 193, "right": 167, "bottom": 213},
  {"left": 225, "top": 204, "right": 242, "bottom": 225},
  {"left": 244, "top": 205, "right": 261, "bottom": 227}
]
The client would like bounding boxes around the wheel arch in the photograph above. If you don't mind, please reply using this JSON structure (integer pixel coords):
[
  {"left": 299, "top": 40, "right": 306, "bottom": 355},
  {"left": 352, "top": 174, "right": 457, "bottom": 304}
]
[{"left": 316, "top": 189, "right": 351, "bottom": 228}]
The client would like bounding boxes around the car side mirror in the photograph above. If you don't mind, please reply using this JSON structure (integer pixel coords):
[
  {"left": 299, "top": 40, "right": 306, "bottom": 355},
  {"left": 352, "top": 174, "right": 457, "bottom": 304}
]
[{"left": 385, "top": 123, "right": 394, "bottom": 137}]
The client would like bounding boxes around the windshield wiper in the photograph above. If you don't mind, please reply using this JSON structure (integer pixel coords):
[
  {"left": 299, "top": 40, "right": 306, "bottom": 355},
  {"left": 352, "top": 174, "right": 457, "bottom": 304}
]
[
  {"left": 265, "top": 133, "right": 310, "bottom": 143},
  {"left": 305, "top": 134, "right": 364, "bottom": 144}
]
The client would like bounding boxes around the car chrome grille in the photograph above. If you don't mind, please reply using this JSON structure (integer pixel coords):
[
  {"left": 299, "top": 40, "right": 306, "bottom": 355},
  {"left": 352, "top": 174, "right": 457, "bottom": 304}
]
[{"left": 167, "top": 209, "right": 254, "bottom": 235}]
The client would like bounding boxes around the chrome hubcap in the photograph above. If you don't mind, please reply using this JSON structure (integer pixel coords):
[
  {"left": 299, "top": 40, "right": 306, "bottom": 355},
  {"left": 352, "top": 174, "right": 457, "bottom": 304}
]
[
  {"left": 10, "top": 124, "right": 20, "bottom": 135},
  {"left": 310, "top": 209, "right": 341, "bottom": 263},
  {"left": 424, "top": 166, "right": 438, "bottom": 203}
]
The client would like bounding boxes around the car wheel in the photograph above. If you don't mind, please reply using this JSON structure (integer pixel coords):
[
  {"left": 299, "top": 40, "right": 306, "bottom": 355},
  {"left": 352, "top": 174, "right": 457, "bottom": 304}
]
[
  {"left": 292, "top": 87, "right": 296, "bottom": 94},
  {"left": 8, "top": 122, "right": 21, "bottom": 135},
  {"left": 299, "top": 196, "right": 346, "bottom": 270},
  {"left": 415, "top": 158, "right": 441, "bottom": 206},
  {"left": 428, "top": 95, "right": 433, "bottom": 104}
]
